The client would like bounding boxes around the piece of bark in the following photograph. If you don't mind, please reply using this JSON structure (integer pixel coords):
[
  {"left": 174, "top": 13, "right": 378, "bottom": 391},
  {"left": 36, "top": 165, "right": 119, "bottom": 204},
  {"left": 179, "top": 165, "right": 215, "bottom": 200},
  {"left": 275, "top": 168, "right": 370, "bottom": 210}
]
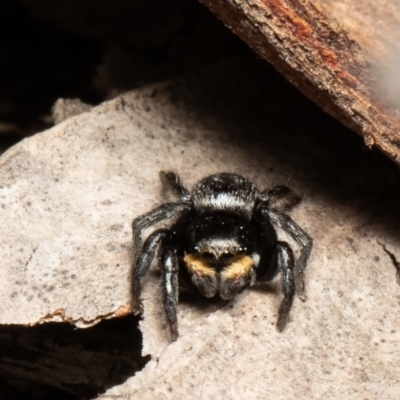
[
  {"left": 199, "top": 0, "right": 400, "bottom": 164},
  {"left": 2, "top": 55, "right": 400, "bottom": 398}
]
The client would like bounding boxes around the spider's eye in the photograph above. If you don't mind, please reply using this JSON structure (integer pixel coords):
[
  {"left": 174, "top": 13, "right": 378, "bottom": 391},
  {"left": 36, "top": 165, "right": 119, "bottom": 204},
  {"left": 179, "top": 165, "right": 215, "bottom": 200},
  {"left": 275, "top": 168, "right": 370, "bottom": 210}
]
[
  {"left": 219, "top": 252, "right": 235, "bottom": 264},
  {"left": 201, "top": 251, "right": 217, "bottom": 264},
  {"left": 237, "top": 247, "right": 247, "bottom": 255}
]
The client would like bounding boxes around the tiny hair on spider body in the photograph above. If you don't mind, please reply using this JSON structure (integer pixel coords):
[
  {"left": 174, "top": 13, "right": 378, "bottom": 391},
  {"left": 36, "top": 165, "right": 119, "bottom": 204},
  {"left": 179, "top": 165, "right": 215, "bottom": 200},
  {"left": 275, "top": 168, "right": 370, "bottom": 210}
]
[{"left": 131, "top": 171, "right": 313, "bottom": 341}]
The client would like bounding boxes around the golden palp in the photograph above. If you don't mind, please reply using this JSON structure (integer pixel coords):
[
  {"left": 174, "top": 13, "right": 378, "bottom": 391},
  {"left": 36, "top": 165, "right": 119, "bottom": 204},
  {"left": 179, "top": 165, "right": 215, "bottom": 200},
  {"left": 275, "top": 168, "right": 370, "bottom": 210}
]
[
  {"left": 183, "top": 254, "right": 216, "bottom": 277},
  {"left": 221, "top": 255, "right": 254, "bottom": 281}
]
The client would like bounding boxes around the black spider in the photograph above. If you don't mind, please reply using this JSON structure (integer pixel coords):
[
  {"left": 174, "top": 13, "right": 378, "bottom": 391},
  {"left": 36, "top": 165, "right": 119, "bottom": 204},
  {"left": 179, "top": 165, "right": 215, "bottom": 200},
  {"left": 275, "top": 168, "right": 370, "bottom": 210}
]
[{"left": 131, "top": 172, "right": 313, "bottom": 341}]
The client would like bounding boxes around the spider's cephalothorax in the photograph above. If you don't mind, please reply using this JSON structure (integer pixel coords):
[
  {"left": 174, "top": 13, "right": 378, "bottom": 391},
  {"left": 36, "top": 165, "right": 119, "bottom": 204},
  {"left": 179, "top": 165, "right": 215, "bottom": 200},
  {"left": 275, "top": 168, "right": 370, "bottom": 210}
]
[{"left": 131, "top": 172, "right": 313, "bottom": 341}]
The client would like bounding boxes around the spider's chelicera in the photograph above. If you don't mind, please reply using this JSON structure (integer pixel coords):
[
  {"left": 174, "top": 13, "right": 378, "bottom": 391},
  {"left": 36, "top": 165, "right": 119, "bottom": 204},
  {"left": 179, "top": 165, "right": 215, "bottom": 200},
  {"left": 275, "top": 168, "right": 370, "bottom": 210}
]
[{"left": 131, "top": 172, "right": 313, "bottom": 341}]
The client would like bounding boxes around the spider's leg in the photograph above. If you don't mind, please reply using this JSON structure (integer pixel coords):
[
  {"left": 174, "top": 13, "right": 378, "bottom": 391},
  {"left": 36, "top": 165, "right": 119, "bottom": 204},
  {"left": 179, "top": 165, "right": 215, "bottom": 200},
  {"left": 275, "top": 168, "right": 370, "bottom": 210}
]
[
  {"left": 262, "top": 208, "right": 313, "bottom": 300},
  {"left": 276, "top": 241, "right": 296, "bottom": 331},
  {"left": 131, "top": 229, "right": 168, "bottom": 314},
  {"left": 132, "top": 201, "right": 191, "bottom": 262},
  {"left": 258, "top": 185, "right": 301, "bottom": 212},
  {"left": 161, "top": 245, "right": 180, "bottom": 341},
  {"left": 160, "top": 171, "right": 190, "bottom": 199}
]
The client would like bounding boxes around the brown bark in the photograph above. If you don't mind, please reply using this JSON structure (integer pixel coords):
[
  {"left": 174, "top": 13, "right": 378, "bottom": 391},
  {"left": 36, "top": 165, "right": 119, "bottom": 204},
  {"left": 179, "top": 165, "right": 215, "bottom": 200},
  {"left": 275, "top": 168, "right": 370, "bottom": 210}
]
[{"left": 199, "top": 0, "right": 400, "bottom": 164}]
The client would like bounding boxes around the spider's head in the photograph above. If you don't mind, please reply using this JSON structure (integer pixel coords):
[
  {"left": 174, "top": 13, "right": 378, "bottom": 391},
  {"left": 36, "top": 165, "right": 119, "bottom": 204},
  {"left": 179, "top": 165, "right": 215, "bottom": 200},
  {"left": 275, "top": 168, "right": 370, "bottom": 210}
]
[
  {"left": 184, "top": 212, "right": 256, "bottom": 299},
  {"left": 188, "top": 212, "right": 252, "bottom": 265}
]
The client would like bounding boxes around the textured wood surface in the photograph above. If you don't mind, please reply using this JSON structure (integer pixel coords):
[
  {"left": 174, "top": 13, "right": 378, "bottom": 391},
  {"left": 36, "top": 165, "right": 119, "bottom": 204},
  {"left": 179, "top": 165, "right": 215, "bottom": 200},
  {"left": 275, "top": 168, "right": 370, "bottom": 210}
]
[{"left": 199, "top": 0, "right": 400, "bottom": 164}]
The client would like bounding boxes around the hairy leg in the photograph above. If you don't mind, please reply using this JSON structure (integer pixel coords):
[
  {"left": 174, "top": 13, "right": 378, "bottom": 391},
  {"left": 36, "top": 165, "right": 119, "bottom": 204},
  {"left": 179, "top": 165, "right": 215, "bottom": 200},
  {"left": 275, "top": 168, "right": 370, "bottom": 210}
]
[
  {"left": 276, "top": 241, "right": 296, "bottom": 331},
  {"left": 132, "top": 201, "right": 191, "bottom": 262},
  {"left": 258, "top": 185, "right": 301, "bottom": 212},
  {"left": 160, "top": 171, "right": 190, "bottom": 200},
  {"left": 131, "top": 229, "right": 168, "bottom": 314},
  {"left": 262, "top": 207, "right": 313, "bottom": 300},
  {"left": 162, "top": 246, "right": 180, "bottom": 341}
]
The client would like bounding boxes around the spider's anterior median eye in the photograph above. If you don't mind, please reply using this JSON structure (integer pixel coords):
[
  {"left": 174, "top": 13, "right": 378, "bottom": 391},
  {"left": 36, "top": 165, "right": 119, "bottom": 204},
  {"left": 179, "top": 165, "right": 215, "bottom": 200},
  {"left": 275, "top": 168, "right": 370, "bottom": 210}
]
[
  {"left": 201, "top": 251, "right": 217, "bottom": 264},
  {"left": 219, "top": 252, "right": 235, "bottom": 264}
]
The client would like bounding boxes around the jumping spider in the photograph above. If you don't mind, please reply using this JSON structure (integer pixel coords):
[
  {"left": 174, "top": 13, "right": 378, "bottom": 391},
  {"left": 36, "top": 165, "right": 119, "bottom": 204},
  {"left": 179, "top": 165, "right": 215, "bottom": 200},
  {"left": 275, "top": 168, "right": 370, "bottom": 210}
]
[{"left": 131, "top": 172, "right": 312, "bottom": 341}]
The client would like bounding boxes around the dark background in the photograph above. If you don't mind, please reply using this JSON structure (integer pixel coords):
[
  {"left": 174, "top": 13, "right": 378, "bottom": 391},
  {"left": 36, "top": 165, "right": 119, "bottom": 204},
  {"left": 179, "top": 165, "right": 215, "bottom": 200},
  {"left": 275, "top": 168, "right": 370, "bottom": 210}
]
[{"left": 0, "top": 0, "right": 244, "bottom": 153}]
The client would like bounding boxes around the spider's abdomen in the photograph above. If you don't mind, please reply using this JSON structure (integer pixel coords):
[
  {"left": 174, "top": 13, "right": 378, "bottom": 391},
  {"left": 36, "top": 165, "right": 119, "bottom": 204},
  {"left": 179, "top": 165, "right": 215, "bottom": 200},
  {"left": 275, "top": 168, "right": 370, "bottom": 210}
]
[{"left": 191, "top": 173, "right": 258, "bottom": 219}]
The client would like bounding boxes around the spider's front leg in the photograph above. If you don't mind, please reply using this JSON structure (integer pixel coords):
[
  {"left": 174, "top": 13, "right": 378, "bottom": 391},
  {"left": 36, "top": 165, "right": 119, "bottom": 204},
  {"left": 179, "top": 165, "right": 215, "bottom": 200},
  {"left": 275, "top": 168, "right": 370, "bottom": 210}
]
[
  {"left": 262, "top": 208, "right": 313, "bottom": 300},
  {"left": 161, "top": 245, "right": 180, "bottom": 341},
  {"left": 132, "top": 202, "right": 192, "bottom": 263},
  {"left": 131, "top": 201, "right": 191, "bottom": 314},
  {"left": 131, "top": 229, "right": 168, "bottom": 314},
  {"left": 276, "top": 241, "right": 296, "bottom": 331}
]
